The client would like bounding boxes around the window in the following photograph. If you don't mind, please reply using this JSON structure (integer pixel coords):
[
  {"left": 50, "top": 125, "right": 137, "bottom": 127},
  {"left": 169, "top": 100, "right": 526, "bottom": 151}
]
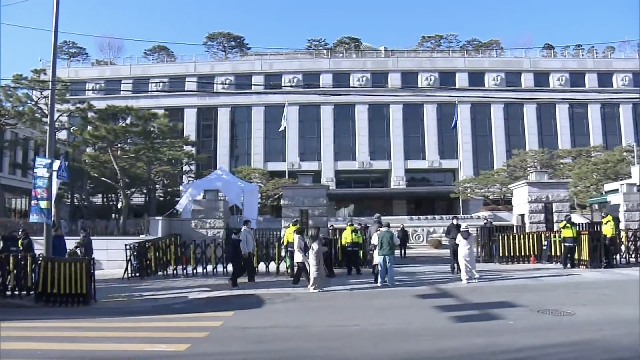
[
  {"left": 165, "top": 108, "right": 184, "bottom": 134},
  {"left": 264, "top": 74, "right": 283, "bottom": 90},
  {"left": 132, "top": 78, "right": 150, "bottom": 94},
  {"left": 436, "top": 103, "right": 458, "bottom": 159},
  {"left": 333, "top": 104, "right": 356, "bottom": 161},
  {"left": 335, "top": 171, "right": 388, "bottom": 189},
  {"left": 468, "top": 72, "right": 486, "bottom": 87},
  {"left": 298, "top": 105, "right": 321, "bottom": 161},
  {"left": 406, "top": 171, "right": 455, "bottom": 187},
  {"left": 21, "top": 137, "right": 30, "bottom": 178},
  {"left": 68, "top": 81, "right": 86, "bottom": 96},
  {"left": 600, "top": 104, "right": 621, "bottom": 150},
  {"left": 264, "top": 105, "right": 286, "bottom": 162},
  {"left": 230, "top": 106, "right": 252, "bottom": 168},
  {"left": 505, "top": 72, "right": 522, "bottom": 87},
  {"left": 368, "top": 104, "right": 391, "bottom": 160},
  {"left": 234, "top": 75, "right": 253, "bottom": 90},
  {"left": 104, "top": 80, "right": 122, "bottom": 95},
  {"left": 196, "top": 107, "right": 217, "bottom": 174},
  {"left": 8, "top": 132, "right": 18, "bottom": 175},
  {"left": 333, "top": 73, "right": 351, "bottom": 88},
  {"left": 569, "top": 72, "right": 586, "bottom": 88},
  {"left": 168, "top": 77, "right": 186, "bottom": 92},
  {"left": 568, "top": 103, "right": 590, "bottom": 148},
  {"left": 633, "top": 103, "right": 640, "bottom": 143},
  {"left": 537, "top": 103, "right": 559, "bottom": 150},
  {"left": 371, "top": 72, "right": 389, "bottom": 88},
  {"left": 402, "top": 104, "right": 426, "bottom": 160},
  {"left": 533, "top": 72, "right": 550, "bottom": 88},
  {"left": 504, "top": 103, "right": 526, "bottom": 159},
  {"left": 439, "top": 72, "right": 456, "bottom": 87},
  {"left": 470, "top": 103, "right": 494, "bottom": 175},
  {"left": 302, "top": 73, "right": 320, "bottom": 89},
  {"left": 597, "top": 73, "right": 614, "bottom": 88},
  {"left": 401, "top": 72, "right": 418, "bottom": 89},
  {"left": 633, "top": 73, "right": 640, "bottom": 88},
  {"left": 197, "top": 76, "right": 216, "bottom": 92}
]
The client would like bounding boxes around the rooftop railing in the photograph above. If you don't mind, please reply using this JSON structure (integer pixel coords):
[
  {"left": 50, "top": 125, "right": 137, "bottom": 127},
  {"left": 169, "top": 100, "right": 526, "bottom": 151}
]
[{"left": 43, "top": 48, "right": 640, "bottom": 69}]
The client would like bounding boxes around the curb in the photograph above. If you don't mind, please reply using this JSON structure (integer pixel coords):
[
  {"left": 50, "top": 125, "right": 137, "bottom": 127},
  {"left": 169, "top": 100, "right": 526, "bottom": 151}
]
[{"left": 0, "top": 298, "right": 40, "bottom": 308}]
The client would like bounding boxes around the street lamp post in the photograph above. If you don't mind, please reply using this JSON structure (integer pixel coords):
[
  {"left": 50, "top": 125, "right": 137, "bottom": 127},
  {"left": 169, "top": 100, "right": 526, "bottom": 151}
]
[{"left": 44, "top": 0, "right": 60, "bottom": 257}]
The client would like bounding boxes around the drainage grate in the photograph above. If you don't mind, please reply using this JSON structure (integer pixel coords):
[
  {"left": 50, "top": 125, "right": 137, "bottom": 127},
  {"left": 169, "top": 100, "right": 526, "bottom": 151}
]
[{"left": 537, "top": 309, "right": 575, "bottom": 317}]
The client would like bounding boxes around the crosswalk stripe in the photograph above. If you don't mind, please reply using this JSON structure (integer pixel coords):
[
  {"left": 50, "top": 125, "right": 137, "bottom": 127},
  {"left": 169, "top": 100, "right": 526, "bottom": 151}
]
[
  {"left": 1, "top": 331, "right": 210, "bottom": 338},
  {"left": 0, "top": 342, "right": 191, "bottom": 351},
  {"left": 1, "top": 321, "right": 224, "bottom": 328}
]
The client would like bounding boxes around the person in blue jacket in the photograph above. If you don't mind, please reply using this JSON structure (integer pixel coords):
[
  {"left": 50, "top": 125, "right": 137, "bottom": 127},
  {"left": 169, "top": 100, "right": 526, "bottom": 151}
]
[{"left": 52, "top": 227, "right": 68, "bottom": 258}]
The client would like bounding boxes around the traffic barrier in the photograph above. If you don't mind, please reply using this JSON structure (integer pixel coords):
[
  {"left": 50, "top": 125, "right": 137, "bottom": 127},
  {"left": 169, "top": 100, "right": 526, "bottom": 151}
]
[
  {"left": 620, "top": 229, "right": 640, "bottom": 264},
  {"left": 34, "top": 256, "right": 97, "bottom": 306},
  {"left": 0, "top": 253, "right": 38, "bottom": 299}
]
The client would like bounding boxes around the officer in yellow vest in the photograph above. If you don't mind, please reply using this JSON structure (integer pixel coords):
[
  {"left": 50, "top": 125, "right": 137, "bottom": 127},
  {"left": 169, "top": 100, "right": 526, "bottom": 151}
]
[
  {"left": 282, "top": 219, "right": 299, "bottom": 277},
  {"left": 341, "top": 222, "right": 363, "bottom": 275},
  {"left": 601, "top": 211, "right": 617, "bottom": 268},
  {"left": 558, "top": 214, "right": 578, "bottom": 269}
]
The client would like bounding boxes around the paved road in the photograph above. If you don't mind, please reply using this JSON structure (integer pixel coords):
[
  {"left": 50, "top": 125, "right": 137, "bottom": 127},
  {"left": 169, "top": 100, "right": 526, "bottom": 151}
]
[{"left": 1, "top": 255, "right": 638, "bottom": 359}]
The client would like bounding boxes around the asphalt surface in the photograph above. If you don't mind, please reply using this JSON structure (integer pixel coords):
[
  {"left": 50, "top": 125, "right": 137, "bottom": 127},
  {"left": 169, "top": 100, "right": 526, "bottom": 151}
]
[{"left": 1, "top": 253, "right": 639, "bottom": 360}]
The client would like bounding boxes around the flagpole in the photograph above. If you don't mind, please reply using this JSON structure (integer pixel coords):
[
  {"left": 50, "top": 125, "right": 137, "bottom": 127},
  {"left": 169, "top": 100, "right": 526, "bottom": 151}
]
[{"left": 285, "top": 120, "right": 289, "bottom": 179}]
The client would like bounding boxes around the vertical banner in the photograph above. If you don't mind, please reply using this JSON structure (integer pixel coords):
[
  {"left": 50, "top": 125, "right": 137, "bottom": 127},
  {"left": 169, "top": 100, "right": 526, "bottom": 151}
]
[{"left": 29, "top": 156, "right": 53, "bottom": 224}]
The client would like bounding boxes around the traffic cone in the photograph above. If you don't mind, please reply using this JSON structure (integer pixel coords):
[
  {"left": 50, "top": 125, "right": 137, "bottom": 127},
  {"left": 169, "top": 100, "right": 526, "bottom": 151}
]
[{"left": 530, "top": 255, "right": 536, "bottom": 264}]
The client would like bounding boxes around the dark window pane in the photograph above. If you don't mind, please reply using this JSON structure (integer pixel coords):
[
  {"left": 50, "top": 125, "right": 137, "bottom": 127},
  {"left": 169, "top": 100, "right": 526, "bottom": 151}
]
[
  {"left": 600, "top": 103, "right": 621, "bottom": 150},
  {"left": 569, "top": 72, "right": 586, "bottom": 88},
  {"left": 196, "top": 107, "right": 217, "bottom": 172},
  {"left": 597, "top": 73, "right": 614, "bottom": 88},
  {"left": 69, "top": 81, "right": 87, "bottom": 96},
  {"left": 333, "top": 73, "right": 351, "bottom": 88},
  {"left": 8, "top": 132, "right": 17, "bottom": 175},
  {"left": 439, "top": 72, "right": 456, "bottom": 87},
  {"left": 264, "top": 105, "right": 286, "bottom": 162},
  {"left": 536, "top": 103, "right": 558, "bottom": 150},
  {"left": 335, "top": 171, "right": 388, "bottom": 189},
  {"left": 264, "top": 74, "right": 283, "bottom": 90},
  {"left": 504, "top": 103, "right": 526, "bottom": 159},
  {"left": 230, "top": 106, "right": 252, "bottom": 168},
  {"left": 197, "top": 76, "right": 215, "bottom": 92},
  {"left": 371, "top": 72, "right": 389, "bottom": 88},
  {"left": 165, "top": 108, "right": 184, "bottom": 134},
  {"left": 235, "top": 75, "right": 253, "bottom": 90},
  {"left": 104, "top": 80, "right": 121, "bottom": 95},
  {"left": 368, "top": 104, "right": 391, "bottom": 160},
  {"left": 132, "top": 78, "right": 150, "bottom": 94},
  {"left": 406, "top": 171, "right": 455, "bottom": 187},
  {"left": 302, "top": 73, "right": 320, "bottom": 89},
  {"left": 633, "top": 103, "right": 640, "bottom": 143},
  {"left": 21, "top": 137, "right": 29, "bottom": 178},
  {"left": 298, "top": 105, "right": 321, "bottom": 161},
  {"left": 468, "top": 72, "right": 486, "bottom": 87},
  {"left": 471, "top": 103, "right": 494, "bottom": 175},
  {"left": 569, "top": 103, "right": 590, "bottom": 147},
  {"left": 505, "top": 72, "right": 522, "bottom": 87},
  {"left": 402, "top": 104, "right": 426, "bottom": 160},
  {"left": 401, "top": 72, "right": 418, "bottom": 89},
  {"left": 333, "top": 104, "right": 356, "bottom": 161},
  {"left": 533, "top": 73, "right": 550, "bottom": 88},
  {"left": 633, "top": 73, "right": 640, "bottom": 88},
  {"left": 437, "top": 103, "right": 458, "bottom": 159},
  {"left": 168, "top": 77, "right": 186, "bottom": 92}
]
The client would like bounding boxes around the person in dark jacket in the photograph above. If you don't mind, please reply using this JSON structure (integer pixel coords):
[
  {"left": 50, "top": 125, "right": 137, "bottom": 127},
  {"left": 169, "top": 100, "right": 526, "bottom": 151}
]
[
  {"left": 397, "top": 224, "right": 409, "bottom": 258},
  {"left": 228, "top": 230, "right": 245, "bottom": 289},
  {"left": 74, "top": 228, "right": 93, "bottom": 259},
  {"left": 445, "top": 216, "right": 461, "bottom": 274},
  {"left": 18, "top": 229, "right": 35, "bottom": 255},
  {"left": 52, "top": 227, "right": 68, "bottom": 258}
]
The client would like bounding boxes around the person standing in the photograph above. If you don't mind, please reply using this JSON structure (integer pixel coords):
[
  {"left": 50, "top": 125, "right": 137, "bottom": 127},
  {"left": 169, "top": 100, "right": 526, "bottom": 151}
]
[
  {"left": 601, "top": 211, "right": 617, "bottom": 268},
  {"left": 18, "top": 229, "right": 35, "bottom": 255},
  {"left": 52, "top": 227, "right": 68, "bottom": 258},
  {"left": 341, "top": 222, "right": 363, "bottom": 275},
  {"left": 558, "top": 214, "right": 578, "bottom": 269},
  {"left": 376, "top": 222, "right": 400, "bottom": 286},
  {"left": 321, "top": 235, "right": 336, "bottom": 278},
  {"left": 282, "top": 219, "right": 299, "bottom": 277},
  {"left": 308, "top": 235, "right": 328, "bottom": 292},
  {"left": 240, "top": 220, "right": 256, "bottom": 283},
  {"left": 456, "top": 224, "right": 479, "bottom": 284},
  {"left": 291, "top": 227, "right": 310, "bottom": 286},
  {"left": 397, "top": 224, "right": 409, "bottom": 258},
  {"left": 228, "top": 230, "right": 245, "bottom": 289},
  {"left": 445, "top": 217, "right": 461, "bottom": 274},
  {"left": 370, "top": 227, "right": 381, "bottom": 284}
]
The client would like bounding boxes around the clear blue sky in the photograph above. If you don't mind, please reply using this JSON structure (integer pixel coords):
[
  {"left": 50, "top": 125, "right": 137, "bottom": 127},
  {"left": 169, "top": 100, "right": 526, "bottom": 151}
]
[{"left": 1, "top": 0, "right": 639, "bottom": 80}]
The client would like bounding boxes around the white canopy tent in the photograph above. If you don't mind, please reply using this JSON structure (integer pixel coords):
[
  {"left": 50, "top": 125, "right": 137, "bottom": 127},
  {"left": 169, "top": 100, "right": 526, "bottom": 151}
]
[{"left": 175, "top": 168, "right": 259, "bottom": 226}]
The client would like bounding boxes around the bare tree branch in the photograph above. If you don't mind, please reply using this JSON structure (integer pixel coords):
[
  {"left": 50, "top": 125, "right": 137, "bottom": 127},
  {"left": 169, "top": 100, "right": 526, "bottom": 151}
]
[{"left": 95, "top": 35, "right": 125, "bottom": 63}]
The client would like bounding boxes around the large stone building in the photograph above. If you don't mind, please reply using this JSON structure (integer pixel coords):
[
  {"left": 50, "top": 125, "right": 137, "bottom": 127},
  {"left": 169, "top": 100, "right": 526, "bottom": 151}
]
[{"left": 51, "top": 48, "right": 640, "bottom": 217}]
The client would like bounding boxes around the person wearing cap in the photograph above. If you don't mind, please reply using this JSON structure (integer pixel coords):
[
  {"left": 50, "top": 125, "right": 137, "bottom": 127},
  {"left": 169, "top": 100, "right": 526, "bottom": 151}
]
[
  {"left": 282, "top": 219, "right": 299, "bottom": 277},
  {"left": 17, "top": 229, "right": 34, "bottom": 255},
  {"left": 375, "top": 222, "right": 400, "bottom": 286},
  {"left": 455, "top": 224, "right": 479, "bottom": 284},
  {"left": 558, "top": 214, "right": 578, "bottom": 269},
  {"left": 445, "top": 216, "right": 461, "bottom": 274},
  {"left": 601, "top": 211, "right": 617, "bottom": 268},
  {"left": 341, "top": 221, "right": 363, "bottom": 275}
]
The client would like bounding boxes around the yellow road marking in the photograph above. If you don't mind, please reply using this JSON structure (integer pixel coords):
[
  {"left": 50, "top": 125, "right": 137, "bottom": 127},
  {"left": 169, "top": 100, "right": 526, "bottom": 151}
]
[
  {"left": 0, "top": 342, "right": 191, "bottom": 351},
  {"left": 1, "top": 321, "right": 223, "bottom": 328},
  {"left": 124, "top": 311, "right": 235, "bottom": 319},
  {"left": 1, "top": 331, "right": 210, "bottom": 338}
]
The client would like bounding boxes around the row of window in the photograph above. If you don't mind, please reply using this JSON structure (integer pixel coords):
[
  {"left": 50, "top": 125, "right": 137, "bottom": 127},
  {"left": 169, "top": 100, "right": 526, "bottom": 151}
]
[
  {"left": 179, "top": 103, "right": 640, "bottom": 176},
  {"left": 67, "top": 71, "right": 640, "bottom": 96},
  {"left": 333, "top": 170, "right": 457, "bottom": 189},
  {"left": 0, "top": 131, "right": 39, "bottom": 178}
]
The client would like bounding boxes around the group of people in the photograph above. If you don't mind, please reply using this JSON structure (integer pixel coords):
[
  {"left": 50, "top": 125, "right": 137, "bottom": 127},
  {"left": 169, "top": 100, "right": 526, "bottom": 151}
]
[{"left": 0, "top": 227, "right": 93, "bottom": 259}]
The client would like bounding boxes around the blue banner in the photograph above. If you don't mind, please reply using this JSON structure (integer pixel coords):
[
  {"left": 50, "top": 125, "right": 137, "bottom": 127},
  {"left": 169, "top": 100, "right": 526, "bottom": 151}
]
[{"left": 28, "top": 156, "right": 53, "bottom": 224}]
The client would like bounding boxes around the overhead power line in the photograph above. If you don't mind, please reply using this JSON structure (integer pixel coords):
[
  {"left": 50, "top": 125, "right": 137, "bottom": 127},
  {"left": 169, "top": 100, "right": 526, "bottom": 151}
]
[
  {"left": 1, "top": 21, "right": 638, "bottom": 51},
  {"left": 1, "top": 0, "right": 29, "bottom": 7}
]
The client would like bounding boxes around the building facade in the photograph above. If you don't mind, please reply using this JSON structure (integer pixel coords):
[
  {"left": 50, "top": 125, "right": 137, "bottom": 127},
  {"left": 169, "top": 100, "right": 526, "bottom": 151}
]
[{"left": 53, "top": 49, "right": 640, "bottom": 217}]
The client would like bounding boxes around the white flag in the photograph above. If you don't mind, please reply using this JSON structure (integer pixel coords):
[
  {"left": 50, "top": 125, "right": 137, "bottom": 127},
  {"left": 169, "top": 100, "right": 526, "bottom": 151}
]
[{"left": 279, "top": 101, "right": 288, "bottom": 132}]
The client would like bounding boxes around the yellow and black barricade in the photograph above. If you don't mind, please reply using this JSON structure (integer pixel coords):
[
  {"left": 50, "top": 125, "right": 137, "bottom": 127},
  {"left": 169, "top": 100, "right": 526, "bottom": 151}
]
[{"left": 34, "top": 256, "right": 96, "bottom": 306}]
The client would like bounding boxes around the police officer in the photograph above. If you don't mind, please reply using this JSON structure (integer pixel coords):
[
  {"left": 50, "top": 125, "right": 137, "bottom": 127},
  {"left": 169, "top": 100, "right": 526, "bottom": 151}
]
[
  {"left": 282, "top": 219, "right": 299, "bottom": 277},
  {"left": 341, "top": 222, "right": 363, "bottom": 275},
  {"left": 18, "top": 229, "right": 35, "bottom": 255},
  {"left": 558, "top": 214, "right": 578, "bottom": 269},
  {"left": 601, "top": 211, "right": 617, "bottom": 268}
]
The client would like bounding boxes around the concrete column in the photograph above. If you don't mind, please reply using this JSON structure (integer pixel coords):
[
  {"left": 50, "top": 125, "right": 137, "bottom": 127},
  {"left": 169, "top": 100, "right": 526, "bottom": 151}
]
[
  {"left": 523, "top": 104, "right": 539, "bottom": 150},
  {"left": 620, "top": 104, "right": 636, "bottom": 145},
  {"left": 588, "top": 103, "right": 603, "bottom": 146},
  {"left": 185, "top": 76, "right": 197, "bottom": 91},
  {"left": 456, "top": 72, "right": 469, "bottom": 87},
  {"left": 320, "top": 73, "right": 332, "bottom": 88},
  {"left": 2, "top": 131, "right": 10, "bottom": 175},
  {"left": 388, "top": 72, "right": 402, "bottom": 88},
  {"left": 252, "top": 106, "right": 265, "bottom": 168},
  {"left": 491, "top": 103, "right": 507, "bottom": 168},
  {"left": 183, "top": 107, "right": 198, "bottom": 182},
  {"left": 424, "top": 104, "right": 439, "bottom": 160},
  {"left": 522, "top": 72, "right": 534, "bottom": 87},
  {"left": 389, "top": 104, "right": 405, "bottom": 187},
  {"left": 252, "top": 74, "right": 264, "bottom": 91},
  {"left": 320, "top": 105, "right": 335, "bottom": 188},
  {"left": 585, "top": 73, "right": 598, "bottom": 88},
  {"left": 121, "top": 79, "right": 132, "bottom": 94},
  {"left": 457, "top": 104, "right": 474, "bottom": 179},
  {"left": 287, "top": 104, "right": 300, "bottom": 163},
  {"left": 556, "top": 103, "right": 572, "bottom": 149},
  {"left": 217, "top": 107, "right": 231, "bottom": 171},
  {"left": 355, "top": 104, "right": 369, "bottom": 162}
]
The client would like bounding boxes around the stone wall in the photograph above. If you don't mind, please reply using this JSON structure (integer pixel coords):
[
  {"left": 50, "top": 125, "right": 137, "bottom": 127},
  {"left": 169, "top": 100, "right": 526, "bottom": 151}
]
[
  {"left": 619, "top": 192, "right": 640, "bottom": 230},
  {"left": 281, "top": 185, "right": 329, "bottom": 236},
  {"left": 511, "top": 177, "right": 571, "bottom": 232}
]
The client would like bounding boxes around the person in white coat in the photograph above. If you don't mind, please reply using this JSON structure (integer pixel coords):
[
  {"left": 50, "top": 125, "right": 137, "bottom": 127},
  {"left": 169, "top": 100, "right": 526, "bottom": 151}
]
[
  {"left": 308, "top": 235, "right": 327, "bottom": 292},
  {"left": 370, "top": 227, "right": 381, "bottom": 284},
  {"left": 291, "top": 227, "right": 310, "bottom": 286},
  {"left": 455, "top": 224, "right": 480, "bottom": 284}
]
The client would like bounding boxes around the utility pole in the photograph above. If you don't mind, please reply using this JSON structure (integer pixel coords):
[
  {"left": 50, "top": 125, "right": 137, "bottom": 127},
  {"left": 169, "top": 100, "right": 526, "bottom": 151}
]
[{"left": 44, "top": 0, "right": 60, "bottom": 257}]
